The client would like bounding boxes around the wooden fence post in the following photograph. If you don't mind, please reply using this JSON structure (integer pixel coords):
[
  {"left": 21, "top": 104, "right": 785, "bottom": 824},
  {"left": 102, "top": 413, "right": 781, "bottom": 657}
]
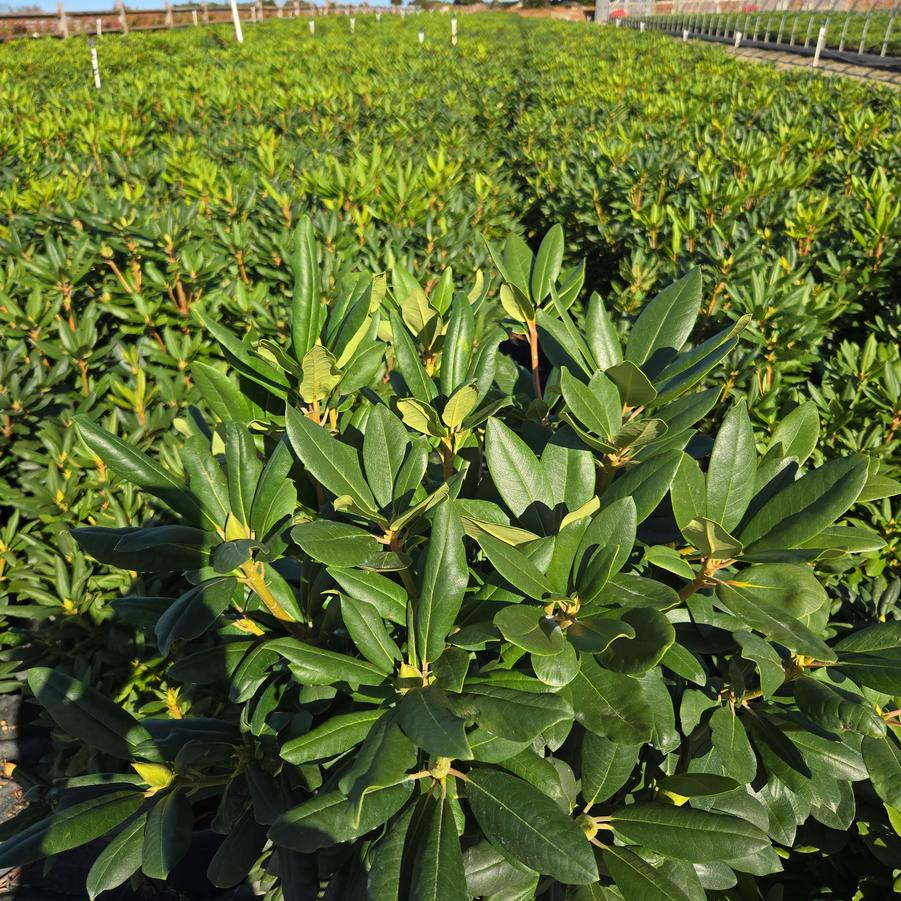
[
  {"left": 116, "top": 0, "right": 128, "bottom": 33},
  {"left": 293, "top": 0, "right": 300, "bottom": 16},
  {"left": 164, "top": 0, "right": 174, "bottom": 28},
  {"left": 202, "top": 2, "right": 209, "bottom": 25},
  {"left": 57, "top": 2, "right": 69, "bottom": 38}
]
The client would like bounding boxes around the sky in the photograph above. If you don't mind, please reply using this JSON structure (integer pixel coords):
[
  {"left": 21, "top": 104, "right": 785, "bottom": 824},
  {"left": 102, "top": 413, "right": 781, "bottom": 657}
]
[{"left": 13, "top": 0, "right": 395, "bottom": 11}]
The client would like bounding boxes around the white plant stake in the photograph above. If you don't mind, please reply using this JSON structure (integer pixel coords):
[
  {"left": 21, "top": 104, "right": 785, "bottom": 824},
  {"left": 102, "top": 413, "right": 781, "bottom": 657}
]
[
  {"left": 192, "top": 8, "right": 198, "bottom": 26},
  {"left": 640, "top": 21, "right": 646, "bottom": 32},
  {"left": 734, "top": 29, "right": 742, "bottom": 47},
  {"left": 683, "top": 28, "right": 689, "bottom": 41},
  {"left": 309, "top": 18, "right": 314, "bottom": 34},
  {"left": 376, "top": 11, "right": 380, "bottom": 23},
  {"left": 88, "top": 36, "right": 101, "bottom": 89},
  {"left": 350, "top": 15, "right": 355, "bottom": 33},
  {"left": 229, "top": 0, "right": 243, "bottom": 43},
  {"left": 813, "top": 25, "right": 826, "bottom": 67},
  {"left": 418, "top": 27, "right": 424, "bottom": 45},
  {"left": 451, "top": 14, "right": 457, "bottom": 46},
  {"left": 95, "top": 17, "right": 101, "bottom": 35}
]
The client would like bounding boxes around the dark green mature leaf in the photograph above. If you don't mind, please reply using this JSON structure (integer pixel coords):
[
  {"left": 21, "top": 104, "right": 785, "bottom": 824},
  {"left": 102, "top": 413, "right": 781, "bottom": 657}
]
[
  {"left": 268, "top": 637, "right": 387, "bottom": 686},
  {"left": 290, "top": 216, "right": 323, "bottom": 360},
  {"left": 86, "top": 813, "right": 147, "bottom": 900},
  {"left": 494, "top": 604, "right": 565, "bottom": 655},
  {"left": 485, "top": 418, "right": 554, "bottom": 534},
  {"left": 363, "top": 405, "right": 409, "bottom": 510},
  {"left": 250, "top": 437, "right": 297, "bottom": 542},
  {"left": 341, "top": 597, "right": 401, "bottom": 672},
  {"left": 207, "top": 809, "right": 268, "bottom": 888},
  {"left": 225, "top": 422, "right": 262, "bottom": 524},
  {"left": 597, "top": 608, "right": 675, "bottom": 674},
  {"left": 286, "top": 405, "right": 376, "bottom": 511},
  {"left": 390, "top": 309, "right": 437, "bottom": 403},
  {"left": 155, "top": 577, "right": 236, "bottom": 655},
  {"left": 409, "top": 793, "right": 468, "bottom": 901},
  {"left": 606, "top": 360, "right": 658, "bottom": 407},
  {"left": 280, "top": 710, "right": 384, "bottom": 764},
  {"left": 530, "top": 223, "right": 564, "bottom": 304},
  {"left": 292, "top": 520, "right": 380, "bottom": 566},
  {"left": 610, "top": 803, "right": 769, "bottom": 862},
  {"left": 709, "top": 705, "right": 757, "bottom": 784},
  {"left": 142, "top": 791, "right": 193, "bottom": 880},
  {"left": 74, "top": 416, "right": 203, "bottom": 523},
  {"left": 835, "top": 654, "right": 901, "bottom": 694},
  {"left": 560, "top": 368, "right": 621, "bottom": 439},
  {"left": 465, "top": 769, "right": 598, "bottom": 885},
  {"left": 715, "top": 580, "right": 834, "bottom": 661},
  {"left": 835, "top": 621, "right": 901, "bottom": 655},
  {"left": 706, "top": 399, "right": 756, "bottom": 532},
  {"left": 739, "top": 456, "right": 868, "bottom": 551},
  {"left": 27, "top": 668, "right": 157, "bottom": 762},
  {"left": 416, "top": 502, "right": 469, "bottom": 666},
  {"left": 570, "top": 655, "right": 653, "bottom": 743},
  {"left": 861, "top": 734, "right": 901, "bottom": 809},
  {"left": 625, "top": 269, "right": 702, "bottom": 368},
  {"left": 329, "top": 567, "right": 407, "bottom": 623},
  {"left": 581, "top": 734, "right": 640, "bottom": 806},
  {"left": 575, "top": 497, "right": 636, "bottom": 601},
  {"left": 794, "top": 677, "right": 886, "bottom": 738},
  {"left": 270, "top": 783, "right": 413, "bottom": 853},
  {"left": 602, "top": 451, "right": 681, "bottom": 523},
  {"left": 192, "top": 361, "right": 252, "bottom": 424},
  {"left": 399, "top": 685, "right": 472, "bottom": 760},
  {"left": 458, "top": 684, "right": 573, "bottom": 742},
  {"left": 0, "top": 792, "right": 144, "bottom": 868},
  {"left": 479, "top": 534, "right": 554, "bottom": 600},
  {"left": 767, "top": 402, "right": 819, "bottom": 465},
  {"left": 604, "top": 846, "right": 695, "bottom": 901},
  {"left": 462, "top": 841, "right": 536, "bottom": 898}
]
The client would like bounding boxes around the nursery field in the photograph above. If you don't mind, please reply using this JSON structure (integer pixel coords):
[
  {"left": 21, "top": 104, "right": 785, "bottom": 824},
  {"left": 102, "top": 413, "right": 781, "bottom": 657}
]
[{"left": 0, "top": 12, "right": 900, "bottom": 901}]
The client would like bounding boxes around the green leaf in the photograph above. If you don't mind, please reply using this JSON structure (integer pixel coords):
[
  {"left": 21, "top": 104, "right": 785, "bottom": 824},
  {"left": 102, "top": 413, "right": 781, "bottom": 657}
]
[
  {"left": 709, "top": 705, "right": 757, "bottom": 784},
  {"left": 494, "top": 604, "right": 565, "bottom": 655},
  {"left": 206, "top": 809, "right": 268, "bottom": 888},
  {"left": 485, "top": 418, "right": 554, "bottom": 535},
  {"left": 192, "top": 361, "right": 252, "bottom": 424},
  {"left": 681, "top": 518, "right": 743, "bottom": 558},
  {"left": 250, "top": 437, "right": 298, "bottom": 542},
  {"left": 739, "top": 456, "right": 869, "bottom": 552},
  {"left": 142, "top": 791, "right": 193, "bottom": 880},
  {"left": 835, "top": 654, "right": 901, "bottom": 695},
  {"left": 86, "top": 813, "right": 147, "bottom": 900},
  {"left": 440, "top": 294, "right": 476, "bottom": 397},
  {"left": 574, "top": 496, "right": 637, "bottom": 598},
  {"left": 463, "top": 841, "right": 536, "bottom": 898},
  {"left": 74, "top": 416, "right": 203, "bottom": 523},
  {"left": 457, "top": 684, "right": 573, "bottom": 742},
  {"left": 834, "top": 621, "right": 901, "bottom": 655},
  {"left": 328, "top": 567, "right": 407, "bottom": 623},
  {"left": 27, "top": 668, "right": 157, "bottom": 762},
  {"left": 736, "top": 632, "right": 785, "bottom": 698},
  {"left": 715, "top": 578, "right": 834, "bottom": 661},
  {"left": 443, "top": 383, "right": 480, "bottom": 431},
  {"left": 341, "top": 597, "right": 401, "bottom": 672},
  {"left": 560, "top": 367, "right": 621, "bottom": 439},
  {"left": 363, "top": 405, "right": 409, "bottom": 511},
  {"left": 597, "top": 608, "right": 675, "bottom": 674},
  {"left": 300, "top": 344, "right": 341, "bottom": 404},
  {"left": 155, "top": 577, "right": 236, "bottom": 655},
  {"left": 625, "top": 269, "right": 702, "bottom": 369},
  {"left": 271, "top": 783, "right": 413, "bottom": 853},
  {"left": 604, "top": 846, "right": 695, "bottom": 901},
  {"left": 861, "top": 735, "right": 901, "bottom": 809},
  {"left": 290, "top": 216, "right": 323, "bottom": 360},
  {"left": 0, "top": 791, "right": 144, "bottom": 868},
  {"left": 658, "top": 773, "right": 740, "bottom": 798},
  {"left": 390, "top": 309, "right": 437, "bottom": 403},
  {"left": 767, "top": 402, "right": 819, "bottom": 465},
  {"left": 530, "top": 224, "right": 564, "bottom": 304},
  {"left": 181, "top": 436, "right": 231, "bottom": 531},
  {"left": 465, "top": 769, "right": 598, "bottom": 885},
  {"left": 794, "top": 677, "right": 886, "bottom": 738},
  {"left": 606, "top": 360, "right": 658, "bottom": 407},
  {"left": 409, "top": 793, "right": 468, "bottom": 901},
  {"left": 267, "top": 637, "right": 388, "bottom": 686},
  {"left": 610, "top": 803, "right": 769, "bottom": 862},
  {"left": 581, "top": 734, "right": 640, "bottom": 806},
  {"left": 281, "top": 710, "right": 384, "bottom": 764},
  {"left": 706, "top": 399, "right": 756, "bottom": 532},
  {"left": 398, "top": 685, "right": 472, "bottom": 759},
  {"left": 585, "top": 292, "right": 623, "bottom": 371},
  {"left": 569, "top": 655, "right": 653, "bottom": 743},
  {"left": 292, "top": 520, "right": 380, "bottom": 567},
  {"left": 286, "top": 405, "right": 376, "bottom": 512},
  {"left": 566, "top": 616, "right": 635, "bottom": 654},
  {"left": 478, "top": 533, "right": 554, "bottom": 600},
  {"left": 396, "top": 397, "right": 446, "bottom": 437},
  {"left": 602, "top": 450, "right": 681, "bottom": 523},
  {"left": 415, "top": 502, "right": 469, "bottom": 666}
]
